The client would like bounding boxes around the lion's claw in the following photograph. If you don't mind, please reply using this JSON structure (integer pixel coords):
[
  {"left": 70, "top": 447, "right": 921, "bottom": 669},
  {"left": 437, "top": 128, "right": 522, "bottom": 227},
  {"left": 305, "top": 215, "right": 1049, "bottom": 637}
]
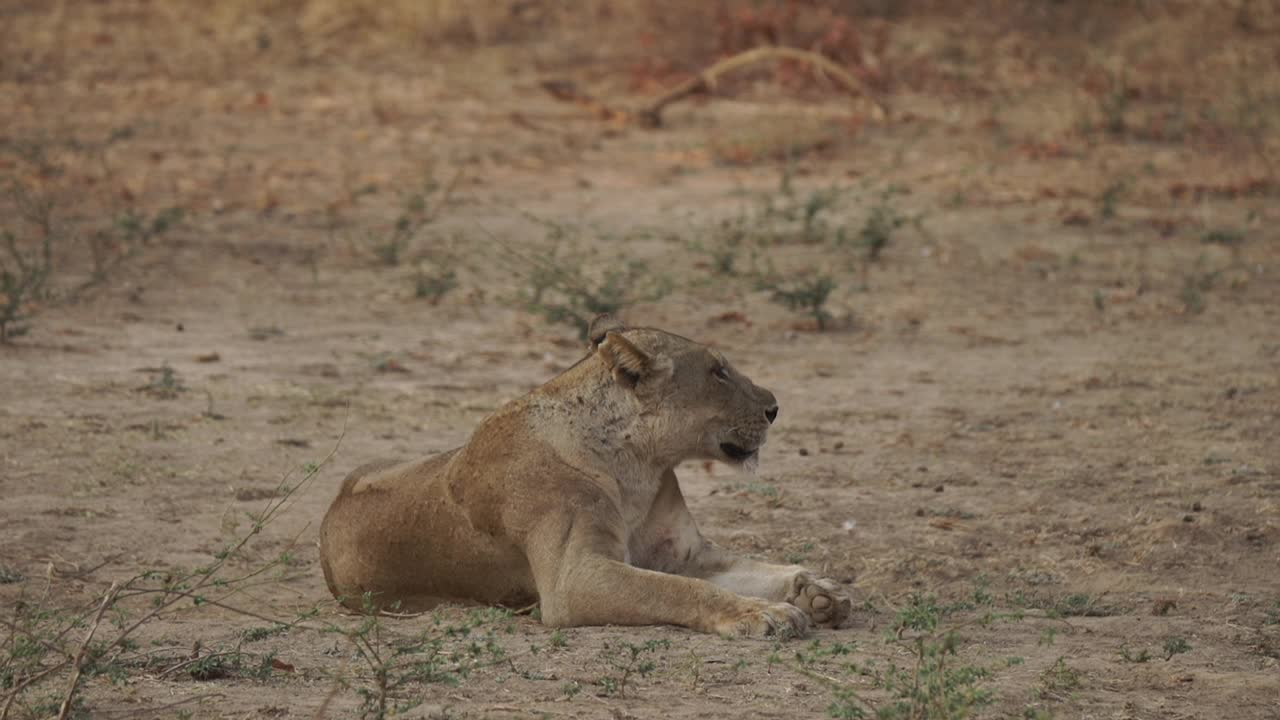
[{"left": 721, "top": 601, "right": 810, "bottom": 638}]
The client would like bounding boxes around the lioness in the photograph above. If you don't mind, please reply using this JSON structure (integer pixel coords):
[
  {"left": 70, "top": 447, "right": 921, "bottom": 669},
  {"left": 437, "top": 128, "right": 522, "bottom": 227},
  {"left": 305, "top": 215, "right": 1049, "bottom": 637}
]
[{"left": 319, "top": 316, "right": 851, "bottom": 636}]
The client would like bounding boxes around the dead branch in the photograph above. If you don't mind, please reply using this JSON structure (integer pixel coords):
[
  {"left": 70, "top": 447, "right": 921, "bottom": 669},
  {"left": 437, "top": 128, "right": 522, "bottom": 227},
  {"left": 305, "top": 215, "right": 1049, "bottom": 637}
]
[
  {"left": 541, "top": 47, "right": 886, "bottom": 130},
  {"left": 312, "top": 679, "right": 344, "bottom": 720},
  {"left": 637, "top": 46, "right": 888, "bottom": 128},
  {"left": 57, "top": 582, "right": 120, "bottom": 720},
  {"left": 98, "top": 693, "right": 225, "bottom": 719},
  {"left": 3, "top": 663, "right": 65, "bottom": 720},
  {"left": 539, "top": 80, "right": 630, "bottom": 124}
]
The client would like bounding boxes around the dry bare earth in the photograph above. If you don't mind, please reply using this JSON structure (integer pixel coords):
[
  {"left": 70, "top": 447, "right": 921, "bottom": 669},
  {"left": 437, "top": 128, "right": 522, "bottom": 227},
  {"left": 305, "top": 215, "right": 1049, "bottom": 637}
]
[{"left": 2, "top": 4, "right": 1279, "bottom": 719}]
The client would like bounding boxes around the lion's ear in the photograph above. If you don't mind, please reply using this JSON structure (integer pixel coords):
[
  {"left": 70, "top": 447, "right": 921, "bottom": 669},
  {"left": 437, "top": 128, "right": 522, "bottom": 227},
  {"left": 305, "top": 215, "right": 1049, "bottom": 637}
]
[
  {"left": 598, "top": 331, "right": 669, "bottom": 388},
  {"left": 588, "top": 314, "right": 626, "bottom": 349}
]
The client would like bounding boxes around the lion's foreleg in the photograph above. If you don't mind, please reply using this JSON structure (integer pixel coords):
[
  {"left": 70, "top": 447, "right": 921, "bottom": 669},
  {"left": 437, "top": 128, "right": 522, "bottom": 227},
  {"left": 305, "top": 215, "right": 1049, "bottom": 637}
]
[
  {"left": 686, "top": 543, "right": 852, "bottom": 627},
  {"left": 524, "top": 512, "right": 809, "bottom": 637}
]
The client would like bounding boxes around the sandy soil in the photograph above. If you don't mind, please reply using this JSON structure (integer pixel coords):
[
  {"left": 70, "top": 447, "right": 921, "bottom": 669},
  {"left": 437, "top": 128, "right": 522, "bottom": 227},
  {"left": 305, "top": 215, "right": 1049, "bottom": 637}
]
[{"left": 2, "top": 3, "right": 1279, "bottom": 719}]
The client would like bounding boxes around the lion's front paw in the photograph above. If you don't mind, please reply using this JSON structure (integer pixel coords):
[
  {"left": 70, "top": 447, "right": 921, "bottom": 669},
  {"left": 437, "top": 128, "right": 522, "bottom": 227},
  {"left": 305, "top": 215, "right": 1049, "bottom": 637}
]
[
  {"left": 717, "top": 601, "right": 810, "bottom": 639},
  {"left": 788, "top": 573, "right": 852, "bottom": 627}
]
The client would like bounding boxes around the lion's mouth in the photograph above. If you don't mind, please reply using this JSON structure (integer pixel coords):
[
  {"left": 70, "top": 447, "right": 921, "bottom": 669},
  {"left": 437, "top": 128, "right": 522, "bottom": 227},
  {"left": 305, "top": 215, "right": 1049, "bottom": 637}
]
[{"left": 719, "top": 442, "right": 759, "bottom": 462}]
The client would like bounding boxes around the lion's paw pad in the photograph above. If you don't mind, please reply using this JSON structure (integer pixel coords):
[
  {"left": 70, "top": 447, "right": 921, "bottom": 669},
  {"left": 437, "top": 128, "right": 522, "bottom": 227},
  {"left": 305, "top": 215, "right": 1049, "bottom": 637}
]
[{"left": 790, "top": 574, "right": 852, "bottom": 627}]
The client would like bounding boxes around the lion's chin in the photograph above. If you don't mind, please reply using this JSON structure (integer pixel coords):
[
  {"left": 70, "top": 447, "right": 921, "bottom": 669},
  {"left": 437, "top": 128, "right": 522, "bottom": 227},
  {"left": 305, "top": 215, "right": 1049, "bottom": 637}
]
[
  {"left": 719, "top": 442, "right": 757, "bottom": 461},
  {"left": 719, "top": 442, "right": 761, "bottom": 474}
]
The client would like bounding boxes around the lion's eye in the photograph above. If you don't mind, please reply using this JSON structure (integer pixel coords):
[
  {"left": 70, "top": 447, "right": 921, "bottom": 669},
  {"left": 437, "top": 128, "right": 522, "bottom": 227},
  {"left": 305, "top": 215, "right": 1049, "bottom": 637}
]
[{"left": 712, "top": 365, "right": 730, "bottom": 381}]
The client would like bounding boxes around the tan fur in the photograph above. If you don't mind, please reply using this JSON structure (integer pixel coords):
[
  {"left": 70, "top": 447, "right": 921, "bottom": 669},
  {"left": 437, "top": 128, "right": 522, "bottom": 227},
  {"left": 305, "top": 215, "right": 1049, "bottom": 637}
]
[{"left": 319, "top": 316, "right": 852, "bottom": 636}]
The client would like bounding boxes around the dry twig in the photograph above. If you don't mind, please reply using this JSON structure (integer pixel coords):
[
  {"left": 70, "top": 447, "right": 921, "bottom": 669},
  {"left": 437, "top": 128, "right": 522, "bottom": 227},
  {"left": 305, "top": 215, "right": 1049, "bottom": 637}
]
[
  {"left": 638, "top": 46, "right": 888, "bottom": 127},
  {"left": 98, "top": 693, "right": 225, "bottom": 719},
  {"left": 542, "top": 46, "right": 887, "bottom": 129},
  {"left": 57, "top": 582, "right": 120, "bottom": 720}
]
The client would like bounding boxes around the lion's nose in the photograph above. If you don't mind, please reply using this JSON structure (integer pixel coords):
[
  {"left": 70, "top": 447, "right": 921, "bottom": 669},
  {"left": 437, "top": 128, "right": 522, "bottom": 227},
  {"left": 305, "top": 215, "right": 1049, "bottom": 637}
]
[{"left": 765, "top": 405, "right": 778, "bottom": 424}]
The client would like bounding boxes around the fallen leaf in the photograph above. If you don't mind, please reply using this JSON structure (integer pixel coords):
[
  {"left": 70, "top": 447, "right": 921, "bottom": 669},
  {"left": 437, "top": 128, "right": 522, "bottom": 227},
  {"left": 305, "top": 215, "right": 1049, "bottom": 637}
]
[
  {"left": 375, "top": 358, "right": 410, "bottom": 373},
  {"left": 710, "top": 311, "right": 751, "bottom": 325},
  {"left": 1061, "top": 211, "right": 1092, "bottom": 226}
]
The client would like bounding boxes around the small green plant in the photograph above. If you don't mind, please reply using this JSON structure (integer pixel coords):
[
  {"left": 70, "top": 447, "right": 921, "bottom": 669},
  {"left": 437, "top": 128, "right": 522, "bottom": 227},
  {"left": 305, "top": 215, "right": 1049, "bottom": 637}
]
[
  {"left": 597, "top": 639, "right": 670, "bottom": 698},
  {"left": 1162, "top": 636, "right": 1191, "bottom": 659},
  {"left": 548, "top": 629, "right": 568, "bottom": 648},
  {"left": 799, "top": 187, "right": 842, "bottom": 243},
  {"left": 1050, "top": 593, "right": 1116, "bottom": 618},
  {"left": 1264, "top": 601, "right": 1280, "bottom": 626},
  {"left": 692, "top": 220, "right": 750, "bottom": 276},
  {"left": 141, "top": 364, "right": 186, "bottom": 399},
  {"left": 88, "top": 206, "right": 184, "bottom": 283},
  {"left": 794, "top": 587, "right": 1013, "bottom": 719},
  {"left": 1118, "top": 645, "right": 1151, "bottom": 663},
  {"left": 1, "top": 151, "right": 58, "bottom": 341},
  {"left": 0, "top": 452, "right": 337, "bottom": 718},
  {"left": 0, "top": 563, "right": 23, "bottom": 584},
  {"left": 1038, "top": 657, "right": 1082, "bottom": 700},
  {"left": 248, "top": 325, "right": 285, "bottom": 341},
  {"left": 512, "top": 231, "right": 672, "bottom": 340},
  {"left": 1098, "top": 67, "right": 1131, "bottom": 136},
  {"left": 2, "top": 136, "right": 187, "bottom": 340},
  {"left": 683, "top": 648, "right": 703, "bottom": 690},
  {"left": 760, "top": 273, "right": 836, "bottom": 330},
  {"left": 116, "top": 207, "right": 183, "bottom": 243},
  {"left": 371, "top": 216, "right": 415, "bottom": 267},
  {"left": 1179, "top": 275, "right": 1209, "bottom": 314},
  {"left": 1099, "top": 179, "right": 1128, "bottom": 220},
  {"left": 241, "top": 624, "right": 291, "bottom": 643},
  {"left": 1038, "top": 627, "right": 1059, "bottom": 647},
  {"left": 414, "top": 266, "right": 458, "bottom": 304},
  {"left": 183, "top": 648, "right": 277, "bottom": 681},
  {"left": 786, "top": 542, "right": 815, "bottom": 565},
  {"left": 726, "top": 480, "right": 780, "bottom": 498},
  {"left": 1201, "top": 228, "right": 1245, "bottom": 246},
  {"left": 758, "top": 183, "right": 843, "bottom": 244},
  {"left": 854, "top": 195, "right": 909, "bottom": 262},
  {"left": 1254, "top": 631, "right": 1280, "bottom": 662},
  {"left": 598, "top": 676, "right": 619, "bottom": 696},
  {"left": 331, "top": 599, "right": 516, "bottom": 719},
  {"left": 369, "top": 169, "right": 458, "bottom": 267},
  {"left": 0, "top": 230, "right": 50, "bottom": 342}
]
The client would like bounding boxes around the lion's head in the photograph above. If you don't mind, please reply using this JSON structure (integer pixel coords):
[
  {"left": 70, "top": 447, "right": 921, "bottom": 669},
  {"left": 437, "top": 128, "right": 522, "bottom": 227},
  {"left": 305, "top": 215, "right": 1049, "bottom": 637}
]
[{"left": 587, "top": 315, "right": 778, "bottom": 469}]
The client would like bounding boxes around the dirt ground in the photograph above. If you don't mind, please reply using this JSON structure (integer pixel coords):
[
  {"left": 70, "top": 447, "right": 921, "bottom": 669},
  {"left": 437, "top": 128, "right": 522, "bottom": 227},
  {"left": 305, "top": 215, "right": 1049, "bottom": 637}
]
[{"left": 2, "top": 2, "right": 1279, "bottom": 718}]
